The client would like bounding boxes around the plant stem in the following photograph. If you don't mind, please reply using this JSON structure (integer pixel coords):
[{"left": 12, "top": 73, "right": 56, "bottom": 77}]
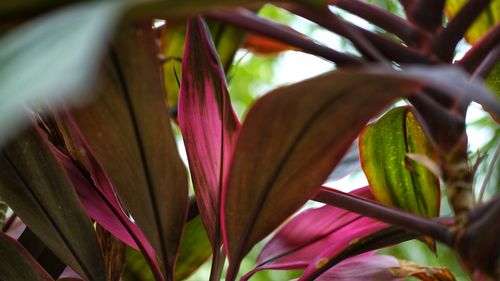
[
  {"left": 431, "top": 0, "right": 494, "bottom": 62},
  {"left": 459, "top": 23, "right": 500, "bottom": 72},
  {"left": 312, "top": 187, "right": 455, "bottom": 246},
  {"left": 209, "top": 245, "right": 226, "bottom": 281},
  {"left": 409, "top": 0, "right": 445, "bottom": 32},
  {"left": 205, "top": 8, "right": 364, "bottom": 66},
  {"left": 282, "top": 4, "right": 386, "bottom": 62},
  {"left": 332, "top": 0, "right": 424, "bottom": 45},
  {"left": 478, "top": 144, "right": 500, "bottom": 202},
  {"left": 471, "top": 45, "right": 500, "bottom": 79}
]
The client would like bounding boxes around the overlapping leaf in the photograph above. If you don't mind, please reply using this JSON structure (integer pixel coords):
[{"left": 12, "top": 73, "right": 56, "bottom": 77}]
[
  {"left": 0, "top": 231, "right": 54, "bottom": 281},
  {"left": 0, "top": 126, "right": 105, "bottom": 281},
  {"left": 221, "top": 65, "right": 497, "bottom": 280},
  {"left": 69, "top": 23, "right": 188, "bottom": 280},
  {"left": 359, "top": 106, "right": 440, "bottom": 218},
  {"left": 313, "top": 254, "right": 455, "bottom": 281},
  {"left": 161, "top": 20, "right": 246, "bottom": 109},
  {"left": 445, "top": 0, "right": 500, "bottom": 44},
  {"left": 243, "top": 187, "right": 415, "bottom": 280},
  {"left": 179, "top": 16, "right": 240, "bottom": 250},
  {"left": 48, "top": 111, "right": 161, "bottom": 278}
]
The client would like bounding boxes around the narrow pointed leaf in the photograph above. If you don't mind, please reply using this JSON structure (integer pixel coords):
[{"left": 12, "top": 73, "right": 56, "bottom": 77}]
[
  {"left": 359, "top": 107, "right": 440, "bottom": 218},
  {"left": 0, "top": 126, "right": 105, "bottom": 281},
  {"left": 314, "top": 254, "right": 455, "bottom": 281},
  {"left": 242, "top": 187, "right": 413, "bottom": 280},
  {"left": 179, "top": 16, "right": 240, "bottom": 248},
  {"left": 47, "top": 111, "right": 162, "bottom": 279},
  {"left": 70, "top": 23, "right": 188, "bottom": 279},
  {"left": 161, "top": 20, "right": 246, "bottom": 109},
  {"left": 445, "top": 0, "right": 500, "bottom": 44},
  {"left": 0, "top": 231, "right": 54, "bottom": 281}
]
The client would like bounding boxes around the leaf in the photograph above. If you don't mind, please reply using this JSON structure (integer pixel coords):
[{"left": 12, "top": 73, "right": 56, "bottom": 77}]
[
  {"left": 179, "top": 16, "right": 240, "bottom": 249},
  {"left": 175, "top": 217, "right": 213, "bottom": 280},
  {"left": 0, "top": 126, "right": 105, "bottom": 281},
  {"left": 48, "top": 110, "right": 161, "bottom": 278},
  {"left": 0, "top": 231, "right": 54, "bottom": 281},
  {"left": 160, "top": 19, "right": 247, "bottom": 114},
  {"left": 69, "top": 23, "right": 188, "bottom": 279},
  {"left": 243, "top": 187, "right": 413, "bottom": 280},
  {"left": 242, "top": 33, "right": 299, "bottom": 55},
  {"left": 0, "top": 1, "right": 126, "bottom": 146},
  {"left": 445, "top": 0, "right": 500, "bottom": 44},
  {"left": 359, "top": 106, "right": 440, "bottom": 218},
  {"left": 221, "top": 69, "right": 431, "bottom": 280},
  {"left": 313, "top": 254, "right": 455, "bottom": 281},
  {"left": 222, "top": 65, "right": 493, "bottom": 279}
]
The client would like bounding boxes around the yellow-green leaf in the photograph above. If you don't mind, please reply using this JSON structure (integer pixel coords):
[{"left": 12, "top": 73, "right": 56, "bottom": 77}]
[
  {"left": 445, "top": 0, "right": 500, "bottom": 43},
  {"left": 359, "top": 106, "right": 440, "bottom": 218}
]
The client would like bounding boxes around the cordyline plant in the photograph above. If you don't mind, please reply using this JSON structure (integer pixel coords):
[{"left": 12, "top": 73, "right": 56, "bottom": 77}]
[{"left": 0, "top": 0, "right": 499, "bottom": 280}]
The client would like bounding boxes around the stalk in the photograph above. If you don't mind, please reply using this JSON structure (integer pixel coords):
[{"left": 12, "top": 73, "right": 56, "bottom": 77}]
[
  {"left": 332, "top": 0, "right": 424, "bottom": 45},
  {"left": 206, "top": 8, "right": 364, "bottom": 66},
  {"left": 409, "top": 0, "right": 445, "bottom": 32},
  {"left": 431, "top": 0, "right": 494, "bottom": 62},
  {"left": 460, "top": 24, "right": 500, "bottom": 72},
  {"left": 312, "top": 187, "right": 454, "bottom": 245}
]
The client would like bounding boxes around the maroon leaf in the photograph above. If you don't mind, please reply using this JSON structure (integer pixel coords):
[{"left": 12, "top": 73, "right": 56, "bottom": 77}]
[
  {"left": 0, "top": 125, "right": 105, "bottom": 281},
  {"left": 0, "top": 231, "right": 54, "bottom": 281},
  {"left": 69, "top": 22, "right": 188, "bottom": 280},
  {"left": 49, "top": 110, "right": 162, "bottom": 279},
  {"left": 243, "top": 187, "right": 412, "bottom": 280},
  {"left": 179, "top": 16, "right": 240, "bottom": 251},
  {"left": 221, "top": 69, "right": 423, "bottom": 280}
]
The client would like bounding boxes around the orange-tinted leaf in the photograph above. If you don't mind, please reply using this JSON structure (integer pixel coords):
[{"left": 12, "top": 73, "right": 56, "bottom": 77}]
[{"left": 242, "top": 34, "right": 299, "bottom": 55}]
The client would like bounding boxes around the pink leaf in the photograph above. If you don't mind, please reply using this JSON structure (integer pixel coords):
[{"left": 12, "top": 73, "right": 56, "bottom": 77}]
[
  {"left": 179, "top": 16, "right": 240, "bottom": 249},
  {"left": 50, "top": 111, "right": 162, "bottom": 279},
  {"left": 243, "top": 187, "right": 413, "bottom": 281}
]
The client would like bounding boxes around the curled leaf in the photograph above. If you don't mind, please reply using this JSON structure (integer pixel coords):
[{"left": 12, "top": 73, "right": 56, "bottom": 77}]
[{"left": 359, "top": 106, "right": 440, "bottom": 218}]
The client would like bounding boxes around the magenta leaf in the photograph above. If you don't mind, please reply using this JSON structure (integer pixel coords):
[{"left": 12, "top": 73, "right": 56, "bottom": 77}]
[
  {"left": 314, "top": 254, "right": 402, "bottom": 281},
  {"left": 179, "top": 16, "right": 240, "bottom": 251},
  {"left": 50, "top": 110, "right": 162, "bottom": 279},
  {"left": 243, "top": 187, "right": 412, "bottom": 280}
]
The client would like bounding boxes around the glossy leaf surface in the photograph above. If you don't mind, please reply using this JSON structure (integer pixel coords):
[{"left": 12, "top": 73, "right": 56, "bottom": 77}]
[
  {"left": 359, "top": 106, "right": 440, "bottom": 218},
  {"left": 0, "top": 231, "right": 54, "bottom": 281},
  {"left": 0, "top": 127, "right": 105, "bottom": 281},
  {"left": 179, "top": 16, "right": 240, "bottom": 248},
  {"left": 70, "top": 23, "right": 188, "bottom": 279}
]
